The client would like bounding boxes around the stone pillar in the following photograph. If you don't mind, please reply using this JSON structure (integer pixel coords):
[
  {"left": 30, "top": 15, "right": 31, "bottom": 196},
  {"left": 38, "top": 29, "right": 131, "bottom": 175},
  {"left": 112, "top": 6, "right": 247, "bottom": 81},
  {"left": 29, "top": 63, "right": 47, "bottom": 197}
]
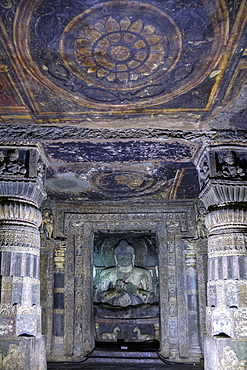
[
  {"left": 184, "top": 239, "right": 202, "bottom": 360},
  {"left": 197, "top": 145, "right": 247, "bottom": 370},
  {"left": 0, "top": 145, "right": 47, "bottom": 370},
  {"left": 52, "top": 240, "right": 66, "bottom": 356}
]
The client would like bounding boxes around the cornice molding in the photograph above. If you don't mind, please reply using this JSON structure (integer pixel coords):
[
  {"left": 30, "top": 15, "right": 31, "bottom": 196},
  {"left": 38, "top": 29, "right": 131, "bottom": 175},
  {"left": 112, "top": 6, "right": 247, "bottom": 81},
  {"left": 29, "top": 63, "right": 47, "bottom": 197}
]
[{"left": 0, "top": 126, "right": 247, "bottom": 143}]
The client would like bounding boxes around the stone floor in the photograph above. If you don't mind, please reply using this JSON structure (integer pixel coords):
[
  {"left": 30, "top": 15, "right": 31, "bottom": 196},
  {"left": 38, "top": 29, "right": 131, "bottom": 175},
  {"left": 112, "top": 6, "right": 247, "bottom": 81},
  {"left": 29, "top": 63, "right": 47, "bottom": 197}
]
[
  {"left": 47, "top": 361, "right": 203, "bottom": 370},
  {"left": 47, "top": 346, "right": 203, "bottom": 370}
]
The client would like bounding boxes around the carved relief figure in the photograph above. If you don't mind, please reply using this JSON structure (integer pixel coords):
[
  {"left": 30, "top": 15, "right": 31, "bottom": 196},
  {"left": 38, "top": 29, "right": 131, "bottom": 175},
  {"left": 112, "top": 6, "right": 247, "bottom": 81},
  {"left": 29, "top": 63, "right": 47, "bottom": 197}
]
[
  {"left": 41, "top": 209, "right": 53, "bottom": 239},
  {"left": 96, "top": 240, "right": 154, "bottom": 307},
  {"left": 220, "top": 150, "right": 245, "bottom": 179},
  {"left": 199, "top": 157, "right": 209, "bottom": 187},
  {"left": 101, "top": 325, "right": 120, "bottom": 341},
  {"left": 2, "top": 149, "right": 26, "bottom": 175},
  {"left": 196, "top": 202, "right": 207, "bottom": 239},
  {"left": 132, "top": 325, "right": 153, "bottom": 341}
]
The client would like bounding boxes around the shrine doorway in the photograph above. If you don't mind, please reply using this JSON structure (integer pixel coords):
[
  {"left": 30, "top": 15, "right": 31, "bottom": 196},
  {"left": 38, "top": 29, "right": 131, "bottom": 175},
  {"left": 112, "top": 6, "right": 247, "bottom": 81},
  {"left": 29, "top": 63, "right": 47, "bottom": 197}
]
[{"left": 93, "top": 234, "right": 159, "bottom": 349}]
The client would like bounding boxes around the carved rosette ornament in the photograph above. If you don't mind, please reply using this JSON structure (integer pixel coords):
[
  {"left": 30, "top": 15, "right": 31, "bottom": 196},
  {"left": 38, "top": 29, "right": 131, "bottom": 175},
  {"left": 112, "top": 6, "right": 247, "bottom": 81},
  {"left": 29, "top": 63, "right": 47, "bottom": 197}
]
[
  {"left": 0, "top": 146, "right": 47, "bottom": 370},
  {"left": 62, "top": 10, "right": 179, "bottom": 90},
  {"left": 196, "top": 145, "right": 247, "bottom": 370},
  {"left": 14, "top": 0, "right": 228, "bottom": 111}
]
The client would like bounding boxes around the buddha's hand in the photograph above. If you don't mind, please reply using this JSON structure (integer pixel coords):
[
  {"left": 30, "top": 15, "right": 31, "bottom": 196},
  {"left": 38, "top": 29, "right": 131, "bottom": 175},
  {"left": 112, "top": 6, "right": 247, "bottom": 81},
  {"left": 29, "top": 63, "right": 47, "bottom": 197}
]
[
  {"left": 125, "top": 282, "right": 137, "bottom": 295},
  {"left": 115, "top": 279, "right": 124, "bottom": 293}
]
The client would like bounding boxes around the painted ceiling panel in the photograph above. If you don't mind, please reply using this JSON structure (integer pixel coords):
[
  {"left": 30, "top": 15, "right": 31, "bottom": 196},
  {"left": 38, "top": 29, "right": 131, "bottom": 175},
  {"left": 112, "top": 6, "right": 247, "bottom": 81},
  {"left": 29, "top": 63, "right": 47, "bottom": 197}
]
[
  {"left": 0, "top": 0, "right": 246, "bottom": 201},
  {"left": 43, "top": 139, "right": 200, "bottom": 200},
  {"left": 0, "top": 0, "right": 246, "bottom": 125},
  {"left": 43, "top": 139, "right": 198, "bottom": 163}
]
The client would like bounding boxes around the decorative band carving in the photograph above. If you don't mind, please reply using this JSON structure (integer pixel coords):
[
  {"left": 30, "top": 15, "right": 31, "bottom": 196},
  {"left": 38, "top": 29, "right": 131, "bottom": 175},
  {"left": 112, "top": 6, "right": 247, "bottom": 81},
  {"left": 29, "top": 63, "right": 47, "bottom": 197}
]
[
  {"left": 0, "top": 245, "right": 40, "bottom": 256},
  {"left": 0, "top": 225, "right": 40, "bottom": 252},
  {"left": 208, "top": 233, "right": 247, "bottom": 256},
  {"left": 17, "top": 304, "right": 41, "bottom": 316},
  {"left": 1, "top": 276, "right": 40, "bottom": 285},
  {"left": 0, "top": 180, "right": 46, "bottom": 207},
  {"left": 0, "top": 203, "right": 42, "bottom": 226},
  {"left": 199, "top": 180, "right": 247, "bottom": 209},
  {"left": 205, "top": 208, "right": 247, "bottom": 232},
  {"left": 0, "top": 303, "right": 17, "bottom": 316}
]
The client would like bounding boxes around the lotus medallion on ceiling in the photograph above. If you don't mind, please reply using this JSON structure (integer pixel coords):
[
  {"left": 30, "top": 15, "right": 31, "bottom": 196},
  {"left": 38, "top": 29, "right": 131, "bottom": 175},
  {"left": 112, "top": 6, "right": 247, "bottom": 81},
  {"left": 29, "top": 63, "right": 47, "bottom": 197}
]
[
  {"left": 61, "top": 3, "right": 181, "bottom": 91},
  {"left": 14, "top": 0, "right": 228, "bottom": 110}
]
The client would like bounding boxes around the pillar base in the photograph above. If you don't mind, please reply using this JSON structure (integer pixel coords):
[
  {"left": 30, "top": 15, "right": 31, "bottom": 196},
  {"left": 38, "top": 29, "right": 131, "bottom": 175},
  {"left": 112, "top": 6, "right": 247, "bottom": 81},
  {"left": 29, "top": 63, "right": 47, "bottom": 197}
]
[
  {"left": 0, "top": 335, "right": 47, "bottom": 370},
  {"left": 204, "top": 336, "right": 247, "bottom": 370}
]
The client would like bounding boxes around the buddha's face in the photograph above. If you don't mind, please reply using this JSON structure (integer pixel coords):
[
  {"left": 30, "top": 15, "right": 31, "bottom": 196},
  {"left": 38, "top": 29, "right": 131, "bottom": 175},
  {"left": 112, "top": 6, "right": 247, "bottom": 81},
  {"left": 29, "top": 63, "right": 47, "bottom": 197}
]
[
  {"left": 8, "top": 152, "right": 18, "bottom": 161},
  {"left": 224, "top": 153, "right": 235, "bottom": 165},
  {"left": 115, "top": 251, "right": 134, "bottom": 268}
]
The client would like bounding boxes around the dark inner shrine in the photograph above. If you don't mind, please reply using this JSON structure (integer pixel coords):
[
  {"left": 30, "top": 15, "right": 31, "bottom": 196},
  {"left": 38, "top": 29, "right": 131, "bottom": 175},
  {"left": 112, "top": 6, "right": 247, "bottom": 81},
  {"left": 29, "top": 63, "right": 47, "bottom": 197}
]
[{"left": 93, "top": 235, "right": 159, "bottom": 348}]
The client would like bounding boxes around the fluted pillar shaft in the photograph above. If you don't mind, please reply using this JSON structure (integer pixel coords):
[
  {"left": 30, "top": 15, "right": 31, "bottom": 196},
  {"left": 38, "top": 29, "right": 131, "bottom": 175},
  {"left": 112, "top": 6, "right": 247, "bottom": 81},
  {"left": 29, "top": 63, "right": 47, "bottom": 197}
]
[
  {"left": 0, "top": 145, "right": 47, "bottom": 370},
  {"left": 197, "top": 145, "right": 247, "bottom": 370}
]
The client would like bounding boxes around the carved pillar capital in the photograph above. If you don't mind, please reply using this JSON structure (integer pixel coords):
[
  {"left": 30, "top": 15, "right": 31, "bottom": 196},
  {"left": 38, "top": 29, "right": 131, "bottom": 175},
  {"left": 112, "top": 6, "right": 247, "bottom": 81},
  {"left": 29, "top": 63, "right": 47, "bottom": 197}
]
[
  {"left": 0, "top": 203, "right": 42, "bottom": 227},
  {"left": 196, "top": 145, "right": 247, "bottom": 209},
  {"left": 200, "top": 180, "right": 247, "bottom": 210},
  {"left": 0, "top": 145, "right": 47, "bottom": 207}
]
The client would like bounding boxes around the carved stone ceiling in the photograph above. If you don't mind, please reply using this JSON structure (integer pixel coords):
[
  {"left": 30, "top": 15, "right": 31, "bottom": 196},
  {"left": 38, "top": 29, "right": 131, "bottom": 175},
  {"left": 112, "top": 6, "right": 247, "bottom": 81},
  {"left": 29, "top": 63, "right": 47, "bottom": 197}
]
[{"left": 0, "top": 0, "right": 246, "bottom": 201}]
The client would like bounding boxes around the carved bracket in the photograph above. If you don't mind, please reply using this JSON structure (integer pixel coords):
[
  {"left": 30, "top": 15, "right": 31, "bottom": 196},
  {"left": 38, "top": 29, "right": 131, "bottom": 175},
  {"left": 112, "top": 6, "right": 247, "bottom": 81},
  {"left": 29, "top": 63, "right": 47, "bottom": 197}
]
[{"left": 196, "top": 146, "right": 247, "bottom": 209}]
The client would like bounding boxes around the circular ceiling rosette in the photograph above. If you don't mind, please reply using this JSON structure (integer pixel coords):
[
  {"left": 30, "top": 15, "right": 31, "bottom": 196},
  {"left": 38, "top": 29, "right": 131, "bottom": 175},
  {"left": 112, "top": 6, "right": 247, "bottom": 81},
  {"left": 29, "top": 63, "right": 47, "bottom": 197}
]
[
  {"left": 14, "top": 0, "right": 228, "bottom": 110},
  {"left": 88, "top": 165, "right": 171, "bottom": 198},
  {"left": 60, "top": 4, "right": 181, "bottom": 91}
]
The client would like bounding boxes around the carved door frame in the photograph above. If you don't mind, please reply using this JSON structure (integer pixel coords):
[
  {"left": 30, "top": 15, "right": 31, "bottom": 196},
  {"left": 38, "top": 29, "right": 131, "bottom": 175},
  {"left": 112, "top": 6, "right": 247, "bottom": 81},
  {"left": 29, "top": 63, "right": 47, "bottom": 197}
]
[{"left": 53, "top": 201, "right": 197, "bottom": 360}]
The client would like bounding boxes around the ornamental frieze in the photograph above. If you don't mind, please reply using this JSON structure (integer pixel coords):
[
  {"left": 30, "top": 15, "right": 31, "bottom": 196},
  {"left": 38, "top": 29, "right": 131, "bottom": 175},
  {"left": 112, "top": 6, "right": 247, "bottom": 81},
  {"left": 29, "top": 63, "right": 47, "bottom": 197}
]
[
  {"left": 0, "top": 203, "right": 42, "bottom": 226},
  {"left": 207, "top": 233, "right": 247, "bottom": 258},
  {"left": 0, "top": 226, "right": 40, "bottom": 253},
  {"left": 205, "top": 208, "right": 247, "bottom": 231}
]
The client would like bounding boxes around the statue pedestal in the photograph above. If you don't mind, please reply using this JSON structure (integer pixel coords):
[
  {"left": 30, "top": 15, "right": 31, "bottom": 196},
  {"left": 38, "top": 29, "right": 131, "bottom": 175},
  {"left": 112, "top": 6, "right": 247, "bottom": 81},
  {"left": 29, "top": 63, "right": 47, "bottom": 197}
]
[{"left": 94, "top": 303, "right": 159, "bottom": 343}]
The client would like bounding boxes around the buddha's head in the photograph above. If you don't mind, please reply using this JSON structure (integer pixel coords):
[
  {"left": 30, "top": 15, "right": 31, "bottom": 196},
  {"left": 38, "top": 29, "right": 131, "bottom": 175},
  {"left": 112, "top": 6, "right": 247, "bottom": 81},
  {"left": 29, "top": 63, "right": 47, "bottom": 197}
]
[{"left": 114, "top": 240, "right": 135, "bottom": 269}]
